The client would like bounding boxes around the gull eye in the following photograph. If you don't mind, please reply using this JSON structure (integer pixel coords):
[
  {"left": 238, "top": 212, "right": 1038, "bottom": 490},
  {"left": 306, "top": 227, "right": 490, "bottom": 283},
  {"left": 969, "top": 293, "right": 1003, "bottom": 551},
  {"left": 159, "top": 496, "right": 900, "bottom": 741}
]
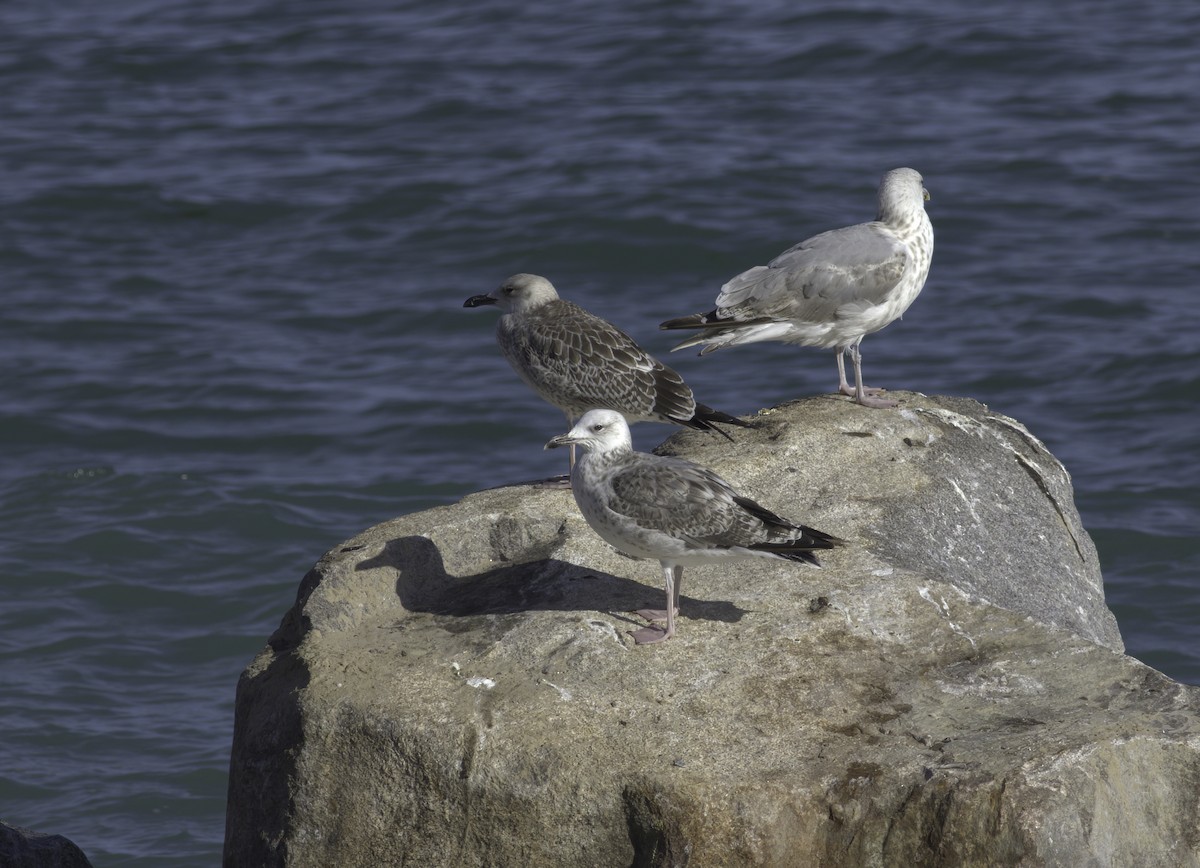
[{"left": 591, "top": 424, "right": 605, "bottom": 432}]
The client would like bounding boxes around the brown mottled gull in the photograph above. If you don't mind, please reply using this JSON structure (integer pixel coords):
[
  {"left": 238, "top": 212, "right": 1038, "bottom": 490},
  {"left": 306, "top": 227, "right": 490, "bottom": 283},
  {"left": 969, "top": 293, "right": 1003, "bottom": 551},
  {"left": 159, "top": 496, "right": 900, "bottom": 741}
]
[
  {"left": 661, "top": 168, "right": 934, "bottom": 409},
  {"left": 465, "top": 273, "right": 751, "bottom": 467},
  {"left": 546, "top": 409, "right": 842, "bottom": 645}
]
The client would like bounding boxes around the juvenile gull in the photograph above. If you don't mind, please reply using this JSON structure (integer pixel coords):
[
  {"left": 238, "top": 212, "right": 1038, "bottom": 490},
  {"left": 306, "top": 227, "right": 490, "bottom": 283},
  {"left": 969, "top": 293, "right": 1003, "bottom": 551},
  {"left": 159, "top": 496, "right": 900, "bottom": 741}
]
[
  {"left": 546, "top": 408, "right": 842, "bottom": 644},
  {"left": 465, "top": 273, "right": 751, "bottom": 467},
  {"left": 660, "top": 168, "right": 934, "bottom": 409}
]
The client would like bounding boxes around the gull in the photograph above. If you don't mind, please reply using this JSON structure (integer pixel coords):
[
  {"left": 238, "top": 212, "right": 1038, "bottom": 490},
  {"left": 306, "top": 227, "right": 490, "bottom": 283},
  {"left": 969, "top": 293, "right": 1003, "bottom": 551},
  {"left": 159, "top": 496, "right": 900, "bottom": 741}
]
[
  {"left": 465, "top": 273, "right": 751, "bottom": 468},
  {"left": 660, "top": 168, "right": 933, "bottom": 409},
  {"left": 546, "top": 408, "right": 842, "bottom": 644}
]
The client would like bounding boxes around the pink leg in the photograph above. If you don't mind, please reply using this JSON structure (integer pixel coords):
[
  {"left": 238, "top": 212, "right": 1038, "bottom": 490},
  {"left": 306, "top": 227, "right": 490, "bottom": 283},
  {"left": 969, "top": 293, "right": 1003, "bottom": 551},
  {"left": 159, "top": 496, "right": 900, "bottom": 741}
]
[
  {"left": 844, "top": 343, "right": 895, "bottom": 408},
  {"left": 634, "top": 564, "right": 682, "bottom": 622},
  {"left": 836, "top": 348, "right": 855, "bottom": 397},
  {"left": 630, "top": 565, "right": 682, "bottom": 645}
]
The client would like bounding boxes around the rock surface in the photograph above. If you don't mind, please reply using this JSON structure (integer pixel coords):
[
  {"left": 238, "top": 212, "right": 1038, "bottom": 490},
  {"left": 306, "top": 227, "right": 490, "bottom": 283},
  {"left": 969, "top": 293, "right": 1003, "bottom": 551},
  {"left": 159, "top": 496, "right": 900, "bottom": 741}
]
[
  {"left": 0, "top": 822, "right": 94, "bottom": 868},
  {"left": 224, "top": 393, "right": 1200, "bottom": 867}
]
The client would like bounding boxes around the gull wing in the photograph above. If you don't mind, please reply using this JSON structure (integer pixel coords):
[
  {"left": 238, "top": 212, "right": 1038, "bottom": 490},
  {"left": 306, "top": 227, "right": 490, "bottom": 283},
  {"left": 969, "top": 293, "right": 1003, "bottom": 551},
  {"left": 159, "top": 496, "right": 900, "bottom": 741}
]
[
  {"left": 499, "top": 300, "right": 695, "bottom": 421},
  {"left": 606, "top": 457, "right": 771, "bottom": 548},
  {"left": 715, "top": 222, "right": 909, "bottom": 325}
]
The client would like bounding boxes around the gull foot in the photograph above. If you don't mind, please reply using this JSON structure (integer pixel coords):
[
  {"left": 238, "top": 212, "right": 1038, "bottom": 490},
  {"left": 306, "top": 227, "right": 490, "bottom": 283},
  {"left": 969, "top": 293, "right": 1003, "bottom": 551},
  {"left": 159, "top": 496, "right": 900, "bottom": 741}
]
[
  {"left": 839, "top": 384, "right": 887, "bottom": 398},
  {"left": 629, "top": 624, "right": 673, "bottom": 645},
  {"left": 634, "top": 607, "right": 679, "bottom": 623},
  {"left": 854, "top": 392, "right": 898, "bottom": 409}
]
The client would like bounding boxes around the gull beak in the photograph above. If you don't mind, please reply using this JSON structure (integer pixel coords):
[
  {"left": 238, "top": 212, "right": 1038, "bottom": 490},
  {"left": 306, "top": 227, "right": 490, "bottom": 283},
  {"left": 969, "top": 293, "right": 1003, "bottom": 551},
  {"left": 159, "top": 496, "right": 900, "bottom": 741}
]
[
  {"left": 922, "top": 187, "right": 931, "bottom": 203},
  {"left": 463, "top": 294, "right": 498, "bottom": 308},
  {"left": 544, "top": 433, "right": 579, "bottom": 451}
]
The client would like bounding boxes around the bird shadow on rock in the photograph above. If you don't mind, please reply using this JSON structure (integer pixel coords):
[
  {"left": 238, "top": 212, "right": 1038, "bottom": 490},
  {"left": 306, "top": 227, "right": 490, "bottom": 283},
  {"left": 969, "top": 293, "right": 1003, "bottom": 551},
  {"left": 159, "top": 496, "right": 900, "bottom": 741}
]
[{"left": 355, "top": 535, "right": 746, "bottom": 627}]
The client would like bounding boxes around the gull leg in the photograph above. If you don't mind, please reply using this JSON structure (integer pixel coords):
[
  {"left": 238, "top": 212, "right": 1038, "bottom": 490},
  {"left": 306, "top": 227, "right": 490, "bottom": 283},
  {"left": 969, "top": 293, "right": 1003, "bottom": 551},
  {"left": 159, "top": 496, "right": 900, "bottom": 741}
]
[
  {"left": 850, "top": 342, "right": 897, "bottom": 408},
  {"left": 635, "top": 566, "right": 683, "bottom": 623},
  {"left": 836, "top": 348, "right": 855, "bottom": 397},
  {"left": 630, "top": 564, "right": 680, "bottom": 644}
]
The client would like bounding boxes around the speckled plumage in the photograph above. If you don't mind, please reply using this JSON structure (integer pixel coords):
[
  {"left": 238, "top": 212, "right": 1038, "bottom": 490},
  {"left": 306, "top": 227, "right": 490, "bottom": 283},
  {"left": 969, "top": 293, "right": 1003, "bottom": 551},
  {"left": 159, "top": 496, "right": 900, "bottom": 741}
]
[
  {"left": 546, "top": 409, "right": 841, "bottom": 644},
  {"left": 661, "top": 168, "right": 934, "bottom": 408},
  {"left": 496, "top": 296, "right": 695, "bottom": 425},
  {"left": 465, "top": 274, "right": 749, "bottom": 448}
]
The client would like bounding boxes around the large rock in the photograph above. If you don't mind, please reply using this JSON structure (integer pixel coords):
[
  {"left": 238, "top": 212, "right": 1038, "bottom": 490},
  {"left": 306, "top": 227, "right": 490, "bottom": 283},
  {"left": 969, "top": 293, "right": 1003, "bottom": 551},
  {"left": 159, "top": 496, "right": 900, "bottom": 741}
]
[
  {"left": 224, "top": 393, "right": 1200, "bottom": 867},
  {"left": 0, "top": 822, "right": 93, "bottom": 868}
]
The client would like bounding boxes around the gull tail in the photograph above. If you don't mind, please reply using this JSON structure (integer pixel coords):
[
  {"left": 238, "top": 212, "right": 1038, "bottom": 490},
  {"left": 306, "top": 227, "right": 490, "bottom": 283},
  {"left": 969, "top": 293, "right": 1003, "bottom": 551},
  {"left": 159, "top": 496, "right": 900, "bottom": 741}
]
[
  {"left": 747, "top": 530, "right": 845, "bottom": 566},
  {"left": 660, "top": 310, "right": 787, "bottom": 355},
  {"left": 660, "top": 310, "right": 722, "bottom": 331},
  {"left": 659, "top": 310, "right": 728, "bottom": 353},
  {"left": 733, "top": 494, "right": 846, "bottom": 565},
  {"left": 682, "top": 404, "right": 757, "bottom": 441}
]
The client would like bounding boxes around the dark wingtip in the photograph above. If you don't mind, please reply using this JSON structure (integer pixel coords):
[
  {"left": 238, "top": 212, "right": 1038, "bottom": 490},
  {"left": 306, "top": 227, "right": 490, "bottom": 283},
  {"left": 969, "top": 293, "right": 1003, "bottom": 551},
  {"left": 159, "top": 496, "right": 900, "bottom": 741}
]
[
  {"left": 692, "top": 404, "right": 757, "bottom": 440},
  {"left": 792, "top": 527, "right": 847, "bottom": 550},
  {"left": 749, "top": 539, "right": 839, "bottom": 564},
  {"left": 746, "top": 546, "right": 824, "bottom": 566},
  {"left": 803, "top": 527, "right": 847, "bottom": 549},
  {"left": 659, "top": 310, "right": 716, "bottom": 331},
  {"left": 704, "top": 419, "right": 737, "bottom": 441}
]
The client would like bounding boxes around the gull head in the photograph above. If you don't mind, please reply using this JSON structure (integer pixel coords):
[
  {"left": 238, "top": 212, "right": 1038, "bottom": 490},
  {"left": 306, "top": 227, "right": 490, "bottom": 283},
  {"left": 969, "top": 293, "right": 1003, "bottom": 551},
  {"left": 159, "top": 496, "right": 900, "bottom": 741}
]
[
  {"left": 877, "top": 167, "right": 930, "bottom": 222},
  {"left": 545, "top": 409, "right": 633, "bottom": 455},
  {"left": 463, "top": 273, "right": 560, "bottom": 313}
]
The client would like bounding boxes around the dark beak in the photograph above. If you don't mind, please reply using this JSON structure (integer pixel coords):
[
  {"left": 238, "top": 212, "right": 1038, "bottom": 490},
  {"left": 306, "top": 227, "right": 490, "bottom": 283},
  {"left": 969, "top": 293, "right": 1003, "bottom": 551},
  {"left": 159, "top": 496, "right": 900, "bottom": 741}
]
[
  {"left": 544, "top": 433, "right": 577, "bottom": 451},
  {"left": 463, "top": 294, "right": 498, "bottom": 308}
]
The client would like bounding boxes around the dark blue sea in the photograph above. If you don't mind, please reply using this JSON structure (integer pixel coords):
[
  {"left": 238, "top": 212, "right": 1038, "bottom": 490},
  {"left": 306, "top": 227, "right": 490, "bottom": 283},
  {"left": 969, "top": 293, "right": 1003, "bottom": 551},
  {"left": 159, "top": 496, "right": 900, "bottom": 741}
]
[{"left": 2, "top": 1, "right": 1198, "bottom": 863}]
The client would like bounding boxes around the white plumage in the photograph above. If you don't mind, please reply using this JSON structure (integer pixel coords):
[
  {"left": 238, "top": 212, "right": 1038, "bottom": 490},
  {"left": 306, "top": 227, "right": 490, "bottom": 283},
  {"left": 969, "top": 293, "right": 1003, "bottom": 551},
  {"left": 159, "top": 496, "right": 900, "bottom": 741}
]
[{"left": 661, "top": 168, "right": 934, "bottom": 408}]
